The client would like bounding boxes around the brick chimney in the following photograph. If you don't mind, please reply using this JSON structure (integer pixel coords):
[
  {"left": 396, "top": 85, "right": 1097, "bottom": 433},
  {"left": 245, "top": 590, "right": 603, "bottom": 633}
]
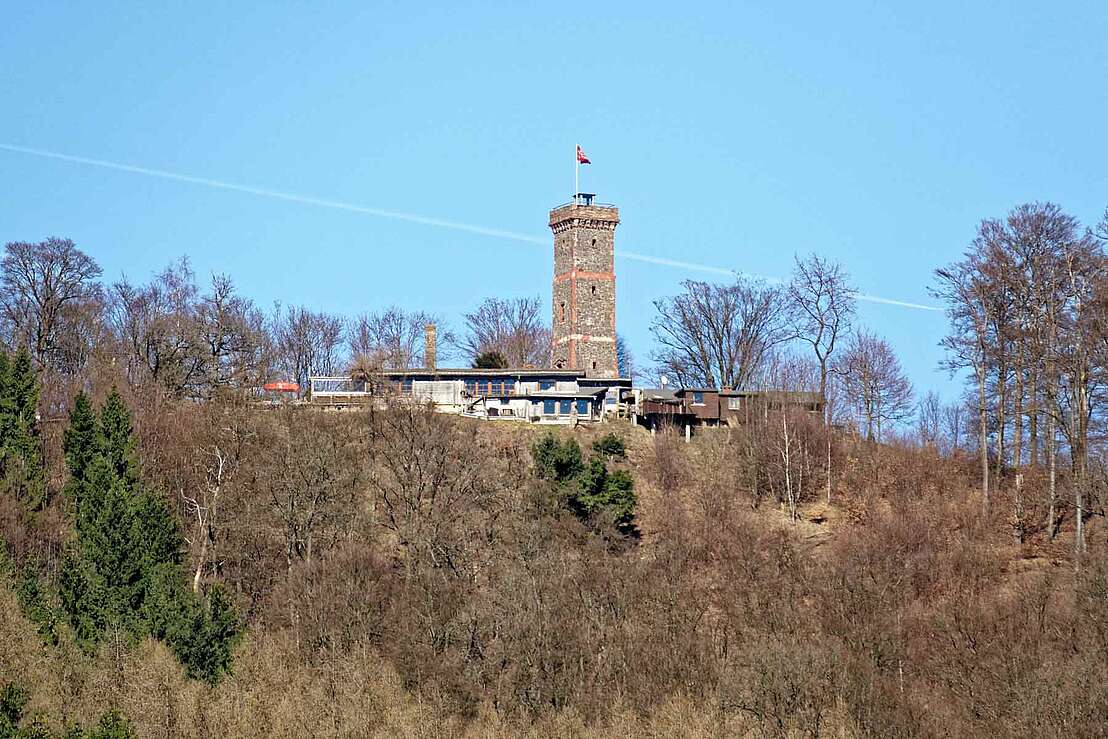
[{"left": 424, "top": 323, "right": 437, "bottom": 371}]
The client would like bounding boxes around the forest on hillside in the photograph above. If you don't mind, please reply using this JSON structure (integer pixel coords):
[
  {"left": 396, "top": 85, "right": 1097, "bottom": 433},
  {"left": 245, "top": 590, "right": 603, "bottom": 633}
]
[{"left": 2, "top": 201, "right": 1108, "bottom": 737}]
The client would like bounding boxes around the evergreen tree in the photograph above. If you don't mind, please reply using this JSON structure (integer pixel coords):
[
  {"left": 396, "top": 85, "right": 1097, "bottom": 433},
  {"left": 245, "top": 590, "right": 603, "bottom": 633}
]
[
  {"left": 591, "top": 432, "right": 627, "bottom": 461},
  {"left": 9, "top": 348, "right": 38, "bottom": 430},
  {"left": 531, "top": 432, "right": 583, "bottom": 483},
  {"left": 0, "top": 349, "right": 44, "bottom": 509},
  {"left": 574, "top": 459, "right": 636, "bottom": 532},
  {"left": 87, "top": 709, "right": 137, "bottom": 739},
  {"left": 57, "top": 390, "right": 241, "bottom": 682},
  {"left": 98, "top": 389, "right": 138, "bottom": 485},
  {"left": 0, "top": 683, "right": 28, "bottom": 738},
  {"left": 63, "top": 393, "right": 98, "bottom": 486},
  {"left": 58, "top": 548, "right": 109, "bottom": 646},
  {"left": 531, "top": 431, "right": 636, "bottom": 534},
  {"left": 0, "top": 352, "right": 12, "bottom": 444},
  {"left": 165, "top": 584, "right": 242, "bottom": 682},
  {"left": 14, "top": 562, "right": 61, "bottom": 646}
]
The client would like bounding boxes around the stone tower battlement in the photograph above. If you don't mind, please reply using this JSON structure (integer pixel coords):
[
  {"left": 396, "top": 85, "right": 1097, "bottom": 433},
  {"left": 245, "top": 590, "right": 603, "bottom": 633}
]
[{"left": 549, "top": 196, "right": 619, "bottom": 377}]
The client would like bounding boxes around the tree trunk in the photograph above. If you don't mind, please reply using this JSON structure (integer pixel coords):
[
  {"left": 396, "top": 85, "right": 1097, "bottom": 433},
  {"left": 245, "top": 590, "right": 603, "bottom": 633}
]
[
  {"left": 1047, "top": 410, "right": 1057, "bottom": 541},
  {"left": 995, "top": 353, "right": 1007, "bottom": 485},
  {"left": 977, "top": 360, "right": 990, "bottom": 511}
]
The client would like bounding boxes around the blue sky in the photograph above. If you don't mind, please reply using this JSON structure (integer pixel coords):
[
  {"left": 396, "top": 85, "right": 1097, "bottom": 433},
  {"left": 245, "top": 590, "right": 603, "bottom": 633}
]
[{"left": 2, "top": 2, "right": 1106, "bottom": 398}]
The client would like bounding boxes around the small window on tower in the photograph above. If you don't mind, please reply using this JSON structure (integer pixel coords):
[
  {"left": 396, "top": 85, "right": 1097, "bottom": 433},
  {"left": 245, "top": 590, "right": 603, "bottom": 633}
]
[
  {"left": 592, "top": 361, "right": 597, "bottom": 370},
  {"left": 591, "top": 285, "right": 596, "bottom": 296},
  {"left": 592, "top": 238, "right": 597, "bottom": 247},
  {"left": 560, "top": 302, "right": 566, "bottom": 322}
]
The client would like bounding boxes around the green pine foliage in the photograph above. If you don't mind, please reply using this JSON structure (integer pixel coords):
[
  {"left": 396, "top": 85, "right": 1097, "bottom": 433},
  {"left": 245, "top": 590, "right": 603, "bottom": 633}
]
[
  {"left": 62, "top": 394, "right": 98, "bottom": 489},
  {"left": 14, "top": 562, "right": 61, "bottom": 646},
  {"left": 590, "top": 433, "right": 627, "bottom": 461},
  {"left": 57, "top": 389, "right": 241, "bottom": 683},
  {"left": 531, "top": 433, "right": 584, "bottom": 483},
  {"left": 0, "top": 683, "right": 29, "bottom": 738},
  {"left": 84, "top": 710, "right": 137, "bottom": 739},
  {"left": 0, "top": 348, "right": 45, "bottom": 511},
  {"left": 0, "top": 682, "right": 136, "bottom": 739},
  {"left": 531, "top": 431, "right": 636, "bottom": 534}
]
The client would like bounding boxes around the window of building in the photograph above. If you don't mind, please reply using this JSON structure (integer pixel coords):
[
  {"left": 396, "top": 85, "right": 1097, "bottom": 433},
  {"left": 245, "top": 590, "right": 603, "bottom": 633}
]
[
  {"left": 692, "top": 391, "right": 704, "bottom": 405},
  {"left": 576, "top": 399, "right": 589, "bottom": 415},
  {"left": 591, "top": 361, "right": 597, "bottom": 370},
  {"left": 591, "top": 238, "right": 597, "bottom": 247},
  {"left": 543, "top": 399, "right": 555, "bottom": 414},
  {"left": 539, "top": 380, "right": 555, "bottom": 390},
  {"left": 560, "top": 302, "right": 566, "bottom": 322},
  {"left": 501, "top": 408, "right": 514, "bottom": 417},
  {"left": 487, "top": 408, "right": 499, "bottom": 417},
  {"left": 559, "top": 399, "right": 572, "bottom": 414},
  {"left": 591, "top": 285, "right": 596, "bottom": 296},
  {"left": 727, "top": 397, "right": 741, "bottom": 410}
]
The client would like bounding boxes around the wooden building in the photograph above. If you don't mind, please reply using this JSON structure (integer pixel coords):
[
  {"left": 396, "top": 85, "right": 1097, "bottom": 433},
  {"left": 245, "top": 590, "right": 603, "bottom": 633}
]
[{"left": 634, "top": 387, "right": 822, "bottom": 430}]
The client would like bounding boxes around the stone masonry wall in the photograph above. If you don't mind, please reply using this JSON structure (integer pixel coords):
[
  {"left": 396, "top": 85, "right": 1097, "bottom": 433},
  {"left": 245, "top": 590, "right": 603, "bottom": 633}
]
[{"left": 549, "top": 203, "right": 619, "bottom": 377}]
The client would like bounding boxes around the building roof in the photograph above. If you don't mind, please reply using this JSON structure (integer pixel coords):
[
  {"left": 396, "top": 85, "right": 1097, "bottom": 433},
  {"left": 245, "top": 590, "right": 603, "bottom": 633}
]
[
  {"left": 369, "top": 368, "right": 631, "bottom": 382},
  {"left": 717, "top": 389, "right": 823, "bottom": 403},
  {"left": 386, "top": 367, "right": 584, "bottom": 377}
]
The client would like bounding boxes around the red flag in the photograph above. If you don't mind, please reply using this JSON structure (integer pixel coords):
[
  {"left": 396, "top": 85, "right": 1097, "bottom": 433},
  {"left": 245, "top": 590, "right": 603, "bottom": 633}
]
[{"left": 576, "top": 145, "right": 591, "bottom": 164}]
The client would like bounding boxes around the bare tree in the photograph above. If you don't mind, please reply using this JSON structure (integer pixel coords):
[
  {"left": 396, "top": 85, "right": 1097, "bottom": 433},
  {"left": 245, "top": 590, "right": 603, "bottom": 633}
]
[
  {"left": 651, "top": 277, "right": 789, "bottom": 389},
  {"left": 935, "top": 202, "right": 1106, "bottom": 536},
  {"left": 1, "top": 238, "right": 103, "bottom": 373},
  {"left": 934, "top": 258, "right": 993, "bottom": 509},
  {"left": 195, "top": 274, "right": 269, "bottom": 396},
  {"left": 110, "top": 258, "right": 204, "bottom": 396},
  {"left": 348, "top": 306, "right": 444, "bottom": 370},
  {"left": 273, "top": 305, "right": 345, "bottom": 390},
  {"left": 836, "top": 331, "right": 913, "bottom": 443},
  {"left": 917, "top": 391, "right": 944, "bottom": 450},
  {"left": 787, "top": 254, "right": 856, "bottom": 415},
  {"left": 616, "top": 334, "right": 636, "bottom": 381},
  {"left": 460, "top": 296, "right": 550, "bottom": 368},
  {"left": 366, "top": 402, "right": 492, "bottom": 576},
  {"left": 786, "top": 255, "right": 854, "bottom": 505},
  {"left": 178, "top": 400, "right": 255, "bottom": 593}
]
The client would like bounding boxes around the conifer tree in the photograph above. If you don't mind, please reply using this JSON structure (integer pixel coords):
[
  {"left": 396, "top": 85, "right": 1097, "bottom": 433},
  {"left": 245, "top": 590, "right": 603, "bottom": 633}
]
[
  {"left": 530, "top": 431, "right": 636, "bottom": 535},
  {"left": 0, "top": 348, "right": 44, "bottom": 509},
  {"left": 98, "top": 389, "right": 138, "bottom": 485},
  {"left": 63, "top": 392, "right": 98, "bottom": 486},
  {"left": 57, "top": 389, "right": 241, "bottom": 683},
  {"left": 0, "top": 352, "right": 11, "bottom": 442}
]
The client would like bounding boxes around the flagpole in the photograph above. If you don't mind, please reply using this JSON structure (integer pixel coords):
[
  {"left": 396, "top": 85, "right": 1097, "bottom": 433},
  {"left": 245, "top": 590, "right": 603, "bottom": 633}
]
[{"left": 574, "top": 144, "right": 578, "bottom": 204}]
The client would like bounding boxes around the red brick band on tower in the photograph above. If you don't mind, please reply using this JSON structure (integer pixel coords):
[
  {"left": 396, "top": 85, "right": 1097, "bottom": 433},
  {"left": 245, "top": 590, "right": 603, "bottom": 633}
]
[{"left": 549, "top": 200, "right": 620, "bottom": 377}]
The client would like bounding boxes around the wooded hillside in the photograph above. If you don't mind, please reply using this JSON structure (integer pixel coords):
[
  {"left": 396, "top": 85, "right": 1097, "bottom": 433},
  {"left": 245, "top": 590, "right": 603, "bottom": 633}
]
[{"left": 3, "top": 389, "right": 1107, "bottom": 737}]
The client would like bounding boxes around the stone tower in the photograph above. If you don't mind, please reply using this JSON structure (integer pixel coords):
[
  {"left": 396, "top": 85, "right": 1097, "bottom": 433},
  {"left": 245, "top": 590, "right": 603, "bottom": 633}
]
[{"left": 549, "top": 194, "right": 619, "bottom": 377}]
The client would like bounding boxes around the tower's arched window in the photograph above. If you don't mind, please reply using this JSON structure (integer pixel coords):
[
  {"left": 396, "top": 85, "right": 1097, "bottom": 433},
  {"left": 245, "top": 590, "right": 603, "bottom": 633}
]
[
  {"left": 591, "top": 285, "right": 597, "bottom": 296},
  {"left": 592, "top": 238, "right": 597, "bottom": 247},
  {"left": 592, "top": 361, "right": 597, "bottom": 370},
  {"left": 560, "top": 302, "right": 566, "bottom": 322}
]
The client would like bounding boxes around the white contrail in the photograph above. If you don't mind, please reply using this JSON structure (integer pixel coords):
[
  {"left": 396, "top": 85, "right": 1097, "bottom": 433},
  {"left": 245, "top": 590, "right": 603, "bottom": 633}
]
[{"left": 0, "top": 142, "right": 941, "bottom": 312}]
